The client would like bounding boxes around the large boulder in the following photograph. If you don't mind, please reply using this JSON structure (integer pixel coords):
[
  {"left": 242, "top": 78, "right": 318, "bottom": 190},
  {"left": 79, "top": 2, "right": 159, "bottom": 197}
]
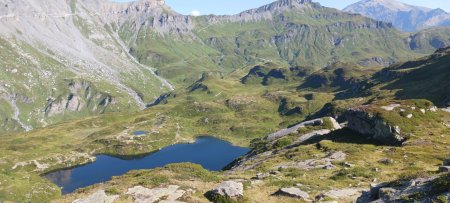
[
  {"left": 274, "top": 187, "right": 309, "bottom": 199},
  {"left": 345, "top": 107, "right": 407, "bottom": 145},
  {"left": 72, "top": 190, "right": 118, "bottom": 203},
  {"left": 205, "top": 181, "right": 244, "bottom": 202},
  {"left": 126, "top": 185, "right": 186, "bottom": 203}
]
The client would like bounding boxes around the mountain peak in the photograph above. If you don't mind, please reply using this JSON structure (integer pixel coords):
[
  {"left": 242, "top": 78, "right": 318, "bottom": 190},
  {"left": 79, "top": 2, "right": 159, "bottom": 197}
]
[
  {"left": 346, "top": 0, "right": 416, "bottom": 12},
  {"left": 344, "top": 0, "right": 450, "bottom": 32},
  {"left": 128, "top": 0, "right": 165, "bottom": 7},
  {"left": 250, "top": 0, "right": 314, "bottom": 13}
]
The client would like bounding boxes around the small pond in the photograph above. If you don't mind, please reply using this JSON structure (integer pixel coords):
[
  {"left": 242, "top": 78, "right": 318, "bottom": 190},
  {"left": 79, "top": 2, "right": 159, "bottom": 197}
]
[
  {"left": 44, "top": 136, "right": 250, "bottom": 194},
  {"left": 132, "top": 130, "right": 149, "bottom": 136}
]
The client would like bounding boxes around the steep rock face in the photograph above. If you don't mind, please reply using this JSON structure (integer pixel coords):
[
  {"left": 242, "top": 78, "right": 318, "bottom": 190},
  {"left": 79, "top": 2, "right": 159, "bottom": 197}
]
[
  {"left": 86, "top": 0, "right": 194, "bottom": 35},
  {"left": 345, "top": 106, "right": 407, "bottom": 145},
  {"left": 344, "top": 0, "right": 450, "bottom": 32},
  {"left": 357, "top": 174, "right": 450, "bottom": 202},
  {"left": 408, "top": 27, "right": 450, "bottom": 52},
  {"left": 0, "top": 0, "right": 172, "bottom": 132},
  {"left": 45, "top": 80, "right": 114, "bottom": 117}
]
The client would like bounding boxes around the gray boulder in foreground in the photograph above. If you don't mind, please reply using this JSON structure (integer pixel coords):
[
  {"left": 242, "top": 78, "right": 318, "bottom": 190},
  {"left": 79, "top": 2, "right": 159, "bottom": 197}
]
[{"left": 205, "top": 181, "right": 244, "bottom": 202}]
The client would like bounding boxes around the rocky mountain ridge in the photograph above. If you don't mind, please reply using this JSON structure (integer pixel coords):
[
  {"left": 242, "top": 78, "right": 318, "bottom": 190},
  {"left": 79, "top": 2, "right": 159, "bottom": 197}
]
[
  {"left": 0, "top": 0, "right": 450, "bottom": 134},
  {"left": 344, "top": 0, "right": 450, "bottom": 32}
]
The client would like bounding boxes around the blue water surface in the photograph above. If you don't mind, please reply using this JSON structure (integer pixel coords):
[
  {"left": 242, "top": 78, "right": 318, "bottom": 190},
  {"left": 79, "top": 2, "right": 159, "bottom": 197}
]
[{"left": 44, "top": 136, "right": 249, "bottom": 194}]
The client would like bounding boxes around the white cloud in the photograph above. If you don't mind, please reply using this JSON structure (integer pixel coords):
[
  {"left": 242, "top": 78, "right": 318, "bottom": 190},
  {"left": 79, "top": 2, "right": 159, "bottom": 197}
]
[{"left": 190, "top": 10, "right": 201, "bottom": 16}]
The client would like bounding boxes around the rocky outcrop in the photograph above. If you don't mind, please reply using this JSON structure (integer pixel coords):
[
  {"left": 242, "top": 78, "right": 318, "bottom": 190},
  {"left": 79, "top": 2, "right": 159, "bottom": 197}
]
[
  {"left": 274, "top": 187, "right": 309, "bottom": 199},
  {"left": 205, "top": 181, "right": 244, "bottom": 202},
  {"left": 44, "top": 80, "right": 114, "bottom": 117},
  {"left": 72, "top": 190, "right": 118, "bottom": 203},
  {"left": 278, "top": 151, "right": 346, "bottom": 170},
  {"left": 322, "top": 188, "right": 362, "bottom": 200},
  {"left": 345, "top": 107, "right": 407, "bottom": 145},
  {"left": 126, "top": 185, "right": 186, "bottom": 203},
  {"left": 357, "top": 174, "right": 450, "bottom": 203},
  {"left": 266, "top": 118, "right": 323, "bottom": 141}
]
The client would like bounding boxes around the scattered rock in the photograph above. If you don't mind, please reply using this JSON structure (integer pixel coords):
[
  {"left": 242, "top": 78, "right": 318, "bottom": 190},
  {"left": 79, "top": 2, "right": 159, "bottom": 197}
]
[
  {"left": 442, "top": 107, "right": 450, "bottom": 113},
  {"left": 381, "top": 104, "right": 401, "bottom": 111},
  {"left": 72, "top": 190, "right": 118, "bottom": 203},
  {"left": 288, "top": 129, "right": 331, "bottom": 147},
  {"left": 439, "top": 166, "right": 450, "bottom": 173},
  {"left": 126, "top": 185, "right": 185, "bottom": 203},
  {"left": 420, "top": 109, "right": 426, "bottom": 114},
  {"left": 266, "top": 118, "right": 323, "bottom": 141},
  {"left": 429, "top": 106, "right": 438, "bottom": 112},
  {"left": 328, "top": 151, "right": 346, "bottom": 161},
  {"left": 254, "top": 173, "right": 270, "bottom": 180},
  {"left": 406, "top": 114, "right": 413, "bottom": 119},
  {"left": 324, "top": 188, "right": 361, "bottom": 199},
  {"left": 378, "top": 158, "right": 394, "bottom": 165},
  {"left": 278, "top": 151, "right": 346, "bottom": 170},
  {"left": 205, "top": 181, "right": 244, "bottom": 202},
  {"left": 344, "top": 162, "right": 354, "bottom": 168},
  {"left": 274, "top": 187, "right": 309, "bottom": 199},
  {"left": 327, "top": 117, "right": 342, "bottom": 130},
  {"left": 358, "top": 175, "right": 447, "bottom": 202},
  {"left": 444, "top": 159, "right": 450, "bottom": 166}
]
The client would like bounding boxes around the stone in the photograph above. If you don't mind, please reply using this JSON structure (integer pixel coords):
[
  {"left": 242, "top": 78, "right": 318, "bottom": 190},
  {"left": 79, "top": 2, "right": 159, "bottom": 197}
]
[
  {"left": 278, "top": 151, "right": 346, "bottom": 170},
  {"left": 381, "top": 104, "right": 401, "bottom": 111},
  {"left": 270, "top": 170, "right": 281, "bottom": 175},
  {"left": 324, "top": 188, "right": 361, "bottom": 199},
  {"left": 378, "top": 158, "right": 393, "bottom": 165},
  {"left": 274, "top": 187, "right": 309, "bottom": 199},
  {"left": 444, "top": 159, "right": 450, "bottom": 166},
  {"left": 126, "top": 185, "right": 185, "bottom": 203},
  {"left": 344, "top": 162, "right": 354, "bottom": 168},
  {"left": 406, "top": 114, "right": 413, "bottom": 119},
  {"left": 328, "top": 151, "right": 347, "bottom": 161},
  {"left": 254, "top": 173, "right": 270, "bottom": 180},
  {"left": 439, "top": 166, "right": 450, "bottom": 173},
  {"left": 346, "top": 107, "right": 407, "bottom": 145},
  {"left": 359, "top": 176, "right": 444, "bottom": 202},
  {"left": 429, "top": 106, "right": 438, "bottom": 112},
  {"left": 266, "top": 118, "right": 324, "bottom": 140},
  {"left": 442, "top": 107, "right": 450, "bottom": 113},
  {"left": 327, "top": 117, "right": 342, "bottom": 130},
  {"left": 322, "top": 163, "right": 336, "bottom": 170},
  {"left": 205, "top": 181, "right": 244, "bottom": 201},
  {"left": 72, "top": 190, "right": 118, "bottom": 203},
  {"left": 420, "top": 109, "right": 426, "bottom": 114}
]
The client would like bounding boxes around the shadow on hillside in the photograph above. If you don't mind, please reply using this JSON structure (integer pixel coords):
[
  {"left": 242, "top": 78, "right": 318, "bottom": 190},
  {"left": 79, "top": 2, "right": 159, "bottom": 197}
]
[{"left": 301, "top": 128, "right": 385, "bottom": 146}]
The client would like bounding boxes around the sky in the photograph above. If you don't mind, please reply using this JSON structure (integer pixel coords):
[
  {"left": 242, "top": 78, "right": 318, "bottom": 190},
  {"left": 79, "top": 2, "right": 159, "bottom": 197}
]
[{"left": 112, "top": 0, "right": 450, "bottom": 16}]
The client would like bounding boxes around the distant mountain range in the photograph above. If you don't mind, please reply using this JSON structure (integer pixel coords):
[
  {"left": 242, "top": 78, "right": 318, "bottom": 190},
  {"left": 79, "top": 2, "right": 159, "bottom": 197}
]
[
  {"left": 344, "top": 0, "right": 450, "bottom": 32},
  {"left": 0, "top": 0, "right": 449, "bottom": 134}
]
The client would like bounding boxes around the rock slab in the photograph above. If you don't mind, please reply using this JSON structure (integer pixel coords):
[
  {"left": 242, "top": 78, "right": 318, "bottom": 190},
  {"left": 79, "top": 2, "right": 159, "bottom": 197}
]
[
  {"left": 274, "top": 187, "right": 309, "bottom": 199},
  {"left": 72, "top": 190, "right": 118, "bottom": 203},
  {"left": 126, "top": 185, "right": 185, "bottom": 203}
]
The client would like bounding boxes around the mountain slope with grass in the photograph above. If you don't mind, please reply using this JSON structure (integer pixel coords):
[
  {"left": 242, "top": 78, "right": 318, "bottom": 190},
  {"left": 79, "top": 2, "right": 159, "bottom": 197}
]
[
  {"left": 0, "top": 1, "right": 450, "bottom": 201},
  {"left": 1, "top": 40, "right": 450, "bottom": 202},
  {"left": 0, "top": 0, "right": 174, "bottom": 133},
  {"left": 2, "top": 0, "right": 450, "bottom": 134}
]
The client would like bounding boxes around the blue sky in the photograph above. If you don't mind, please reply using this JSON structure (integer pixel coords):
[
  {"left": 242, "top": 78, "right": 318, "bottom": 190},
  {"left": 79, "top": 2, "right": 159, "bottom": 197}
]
[{"left": 112, "top": 0, "right": 450, "bottom": 15}]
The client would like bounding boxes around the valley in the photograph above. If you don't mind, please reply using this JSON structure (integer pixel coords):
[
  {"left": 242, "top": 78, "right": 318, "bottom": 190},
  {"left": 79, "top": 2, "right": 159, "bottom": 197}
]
[{"left": 0, "top": 0, "right": 449, "bottom": 202}]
